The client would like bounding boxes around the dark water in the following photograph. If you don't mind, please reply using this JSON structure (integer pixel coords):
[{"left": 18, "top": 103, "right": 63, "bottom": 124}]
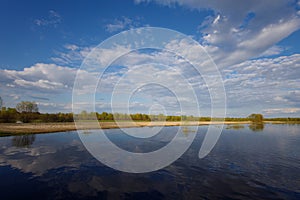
[{"left": 0, "top": 124, "right": 300, "bottom": 199}]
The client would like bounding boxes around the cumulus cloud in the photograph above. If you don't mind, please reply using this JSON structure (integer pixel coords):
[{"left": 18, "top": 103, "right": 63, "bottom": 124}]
[
  {"left": 222, "top": 54, "right": 300, "bottom": 116},
  {"left": 85, "top": 48, "right": 300, "bottom": 117},
  {"left": 2, "top": 42, "right": 299, "bottom": 116},
  {"left": 0, "top": 63, "right": 99, "bottom": 112},
  {"left": 7, "top": 1, "right": 296, "bottom": 116},
  {"left": 51, "top": 40, "right": 300, "bottom": 117},
  {"left": 133, "top": 0, "right": 300, "bottom": 116},
  {"left": 0, "top": 63, "right": 76, "bottom": 92},
  {"left": 89, "top": 48, "right": 215, "bottom": 116},
  {"left": 135, "top": 0, "right": 300, "bottom": 67}
]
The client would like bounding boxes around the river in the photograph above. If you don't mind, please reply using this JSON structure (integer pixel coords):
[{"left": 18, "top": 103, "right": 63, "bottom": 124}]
[{"left": 0, "top": 124, "right": 299, "bottom": 199}]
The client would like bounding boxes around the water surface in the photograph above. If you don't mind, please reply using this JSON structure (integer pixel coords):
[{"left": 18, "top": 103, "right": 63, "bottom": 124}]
[{"left": 0, "top": 124, "right": 299, "bottom": 199}]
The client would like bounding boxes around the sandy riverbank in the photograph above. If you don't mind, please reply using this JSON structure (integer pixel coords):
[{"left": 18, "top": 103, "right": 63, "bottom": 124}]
[{"left": 0, "top": 121, "right": 253, "bottom": 135}]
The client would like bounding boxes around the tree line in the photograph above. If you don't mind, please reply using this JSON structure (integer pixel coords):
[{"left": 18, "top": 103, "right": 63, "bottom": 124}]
[
  {"left": 1, "top": 100, "right": 300, "bottom": 123},
  {"left": 0, "top": 101, "right": 73, "bottom": 123},
  {"left": 0, "top": 108, "right": 269, "bottom": 123},
  {"left": 0, "top": 107, "right": 73, "bottom": 123}
]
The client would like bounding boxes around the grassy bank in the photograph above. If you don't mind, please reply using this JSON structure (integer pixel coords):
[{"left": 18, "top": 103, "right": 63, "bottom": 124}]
[
  {"left": 0, "top": 121, "right": 253, "bottom": 136},
  {"left": 1, "top": 120, "right": 299, "bottom": 136}
]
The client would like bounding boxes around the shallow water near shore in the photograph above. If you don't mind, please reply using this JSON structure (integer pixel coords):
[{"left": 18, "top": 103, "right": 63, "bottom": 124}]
[{"left": 0, "top": 124, "right": 299, "bottom": 199}]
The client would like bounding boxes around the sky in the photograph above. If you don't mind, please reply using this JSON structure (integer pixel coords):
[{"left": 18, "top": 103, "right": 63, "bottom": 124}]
[{"left": 0, "top": 0, "right": 300, "bottom": 117}]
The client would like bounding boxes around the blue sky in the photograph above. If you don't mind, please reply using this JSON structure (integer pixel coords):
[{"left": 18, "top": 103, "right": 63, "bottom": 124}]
[{"left": 0, "top": 0, "right": 300, "bottom": 117}]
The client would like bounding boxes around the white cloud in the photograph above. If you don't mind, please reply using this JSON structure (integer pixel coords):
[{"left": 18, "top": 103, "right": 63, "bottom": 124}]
[
  {"left": 9, "top": 94, "right": 20, "bottom": 100},
  {"left": 52, "top": 43, "right": 132, "bottom": 69},
  {"left": 14, "top": 79, "right": 67, "bottom": 90},
  {"left": 2, "top": 42, "right": 299, "bottom": 116},
  {"left": 263, "top": 108, "right": 300, "bottom": 115},
  {"left": 222, "top": 54, "right": 300, "bottom": 116},
  {"left": 37, "top": 102, "right": 72, "bottom": 112},
  {"left": 72, "top": 43, "right": 295, "bottom": 117},
  {"left": 1, "top": 63, "right": 76, "bottom": 92},
  {"left": 259, "top": 45, "right": 285, "bottom": 57},
  {"left": 52, "top": 45, "right": 93, "bottom": 67},
  {"left": 91, "top": 49, "right": 211, "bottom": 116},
  {"left": 0, "top": 63, "right": 98, "bottom": 112},
  {"left": 104, "top": 16, "right": 143, "bottom": 33},
  {"left": 135, "top": 0, "right": 300, "bottom": 67},
  {"left": 34, "top": 10, "right": 62, "bottom": 27},
  {"left": 6, "top": 83, "right": 15, "bottom": 88},
  {"left": 64, "top": 44, "right": 79, "bottom": 51}
]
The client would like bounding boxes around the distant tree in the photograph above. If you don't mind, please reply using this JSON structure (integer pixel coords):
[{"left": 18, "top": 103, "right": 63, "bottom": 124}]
[
  {"left": 113, "top": 113, "right": 121, "bottom": 120},
  {"left": 130, "top": 113, "right": 142, "bottom": 121},
  {"left": 199, "top": 117, "right": 211, "bottom": 121},
  {"left": 181, "top": 115, "right": 187, "bottom": 121},
  {"left": 107, "top": 113, "right": 114, "bottom": 120},
  {"left": 157, "top": 114, "right": 166, "bottom": 121},
  {"left": 16, "top": 101, "right": 39, "bottom": 113},
  {"left": 187, "top": 115, "right": 197, "bottom": 121},
  {"left": 248, "top": 113, "right": 264, "bottom": 123},
  {"left": 15, "top": 101, "right": 39, "bottom": 123},
  {"left": 0, "top": 107, "right": 18, "bottom": 123},
  {"left": 100, "top": 112, "right": 108, "bottom": 120},
  {"left": 142, "top": 114, "right": 150, "bottom": 121}
]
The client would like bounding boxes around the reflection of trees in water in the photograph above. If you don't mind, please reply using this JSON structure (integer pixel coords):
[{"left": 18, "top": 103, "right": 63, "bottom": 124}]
[
  {"left": 12, "top": 134, "right": 36, "bottom": 147},
  {"left": 181, "top": 125, "right": 196, "bottom": 136},
  {"left": 249, "top": 123, "right": 264, "bottom": 132},
  {"left": 226, "top": 124, "right": 245, "bottom": 130},
  {"left": 182, "top": 126, "right": 190, "bottom": 136}
]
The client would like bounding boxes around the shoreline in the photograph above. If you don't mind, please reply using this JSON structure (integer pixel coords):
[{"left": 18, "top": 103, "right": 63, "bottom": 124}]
[
  {"left": 0, "top": 121, "right": 248, "bottom": 135},
  {"left": 0, "top": 121, "right": 297, "bottom": 136}
]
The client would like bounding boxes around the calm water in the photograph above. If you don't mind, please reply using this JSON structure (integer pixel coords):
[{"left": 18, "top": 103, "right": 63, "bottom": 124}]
[{"left": 0, "top": 124, "right": 300, "bottom": 199}]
